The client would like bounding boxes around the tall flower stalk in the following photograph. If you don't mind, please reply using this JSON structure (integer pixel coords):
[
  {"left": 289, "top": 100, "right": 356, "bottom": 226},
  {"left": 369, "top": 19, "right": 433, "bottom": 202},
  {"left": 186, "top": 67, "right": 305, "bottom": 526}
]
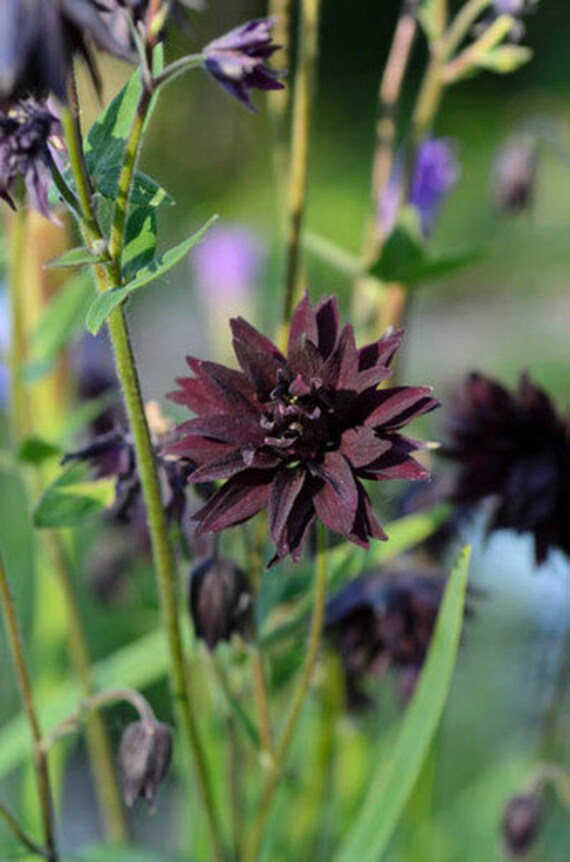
[{"left": 60, "top": 72, "right": 227, "bottom": 862}]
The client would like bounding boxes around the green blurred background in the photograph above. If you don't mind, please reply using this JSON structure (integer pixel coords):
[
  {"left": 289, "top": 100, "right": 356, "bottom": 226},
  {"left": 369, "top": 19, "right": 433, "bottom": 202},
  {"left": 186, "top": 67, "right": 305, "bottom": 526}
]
[{"left": 1, "top": 0, "right": 570, "bottom": 859}]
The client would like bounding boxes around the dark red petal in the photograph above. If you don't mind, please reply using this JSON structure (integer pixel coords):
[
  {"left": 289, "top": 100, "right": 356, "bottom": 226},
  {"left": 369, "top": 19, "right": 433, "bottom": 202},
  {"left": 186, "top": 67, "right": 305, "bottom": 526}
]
[
  {"left": 352, "top": 484, "right": 388, "bottom": 543},
  {"left": 167, "top": 377, "right": 222, "bottom": 414},
  {"left": 358, "top": 328, "right": 404, "bottom": 371},
  {"left": 166, "top": 435, "right": 233, "bottom": 463},
  {"left": 313, "top": 451, "right": 358, "bottom": 535},
  {"left": 315, "top": 295, "right": 340, "bottom": 360},
  {"left": 363, "top": 386, "right": 438, "bottom": 429},
  {"left": 194, "top": 470, "right": 273, "bottom": 533},
  {"left": 340, "top": 426, "right": 392, "bottom": 469},
  {"left": 190, "top": 450, "right": 280, "bottom": 483},
  {"left": 287, "top": 292, "right": 319, "bottom": 358},
  {"left": 176, "top": 414, "right": 265, "bottom": 448},
  {"left": 230, "top": 317, "right": 285, "bottom": 363},
  {"left": 268, "top": 466, "right": 306, "bottom": 555},
  {"left": 198, "top": 360, "right": 260, "bottom": 413}
]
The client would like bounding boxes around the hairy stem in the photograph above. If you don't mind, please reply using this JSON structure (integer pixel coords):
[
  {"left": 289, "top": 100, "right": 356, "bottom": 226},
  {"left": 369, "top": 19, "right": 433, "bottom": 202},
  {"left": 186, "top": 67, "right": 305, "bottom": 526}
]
[
  {"left": 0, "top": 553, "right": 58, "bottom": 862},
  {"left": 61, "top": 74, "right": 227, "bottom": 862},
  {"left": 281, "top": 0, "right": 322, "bottom": 324},
  {"left": 244, "top": 524, "right": 329, "bottom": 862}
]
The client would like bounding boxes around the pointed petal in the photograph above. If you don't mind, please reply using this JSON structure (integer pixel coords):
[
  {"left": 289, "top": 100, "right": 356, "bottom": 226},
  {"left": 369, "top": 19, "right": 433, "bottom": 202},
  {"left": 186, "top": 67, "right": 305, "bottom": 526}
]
[
  {"left": 358, "top": 328, "right": 404, "bottom": 371},
  {"left": 268, "top": 466, "right": 306, "bottom": 555},
  {"left": 363, "top": 386, "right": 438, "bottom": 429},
  {"left": 176, "top": 414, "right": 265, "bottom": 448},
  {"left": 313, "top": 451, "right": 358, "bottom": 535},
  {"left": 315, "top": 295, "right": 340, "bottom": 360},
  {"left": 194, "top": 470, "right": 273, "bottom": 533},
  {"left": 340, "top": 426, "right": 392, "bottom": 469},
  {"left": 287, "top": 292, "right": 318, "bottom": 357}
]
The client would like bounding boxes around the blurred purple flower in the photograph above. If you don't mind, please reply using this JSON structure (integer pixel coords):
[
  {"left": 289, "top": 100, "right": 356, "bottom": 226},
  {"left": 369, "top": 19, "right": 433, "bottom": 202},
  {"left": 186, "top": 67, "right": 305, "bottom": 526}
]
[
  {"left": 0, "top": 100, "right": 61, "bottom": 220},
  {"left": 203, "top": 18, "right": 285, "bottom": 111},
  {"left": 379, "top": 139, "right": 460, "bottom": 239},
  {"left": 193, "top": 225, "right": 262, "bottom": 308},
  {"left": 410, "top": 139, "right": 460, "bottom": 237}
]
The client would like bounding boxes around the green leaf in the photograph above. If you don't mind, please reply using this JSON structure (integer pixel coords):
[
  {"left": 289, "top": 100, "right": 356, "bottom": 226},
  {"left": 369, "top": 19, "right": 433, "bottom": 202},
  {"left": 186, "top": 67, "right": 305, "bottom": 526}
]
[
  {"left": 371, "top": 208, "right": 482, "bottom": 285},
  {"left": 69, "top": 845, "right": 181, "bottom": 862},
  {"left": 122, "top": 205, "right": 158, "bottom": 282},
  {"left": 17, "top": 436, "right": 60, "bottom": 465},
  {"left": 85, "top": 53, "right": 172, "bottom": 208},
  {"left": 44, "top": 246, "right": 106, "bottom": 270},
  {"left": 34, "top": 462, "right": 115, "bottom": 529},
  {"left": 31, "top": 274, "right": 92, "bottom": 362},
  {"left": 85, "top": 215, "right": 218, "bottom": 334},
  {"left": 335, "top": 547, "right": 471, "bottom": 862}
]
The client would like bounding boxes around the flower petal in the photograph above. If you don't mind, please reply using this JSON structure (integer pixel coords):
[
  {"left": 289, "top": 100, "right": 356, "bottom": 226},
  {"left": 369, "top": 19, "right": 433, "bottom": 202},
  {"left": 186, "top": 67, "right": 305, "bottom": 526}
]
[
  {"left": 363, "top": 386, "right": 438, "bottom": 429},
  {"left": 268, "top": 466, "right": 307, "bottom": 555},
  {"left": 194, "top": 470, "right": 273, "bottom": 533}
]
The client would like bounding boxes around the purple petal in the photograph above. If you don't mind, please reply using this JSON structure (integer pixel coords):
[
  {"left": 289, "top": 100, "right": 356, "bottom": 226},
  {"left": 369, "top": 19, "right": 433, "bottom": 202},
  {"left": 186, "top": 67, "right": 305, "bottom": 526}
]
[{"left": 194, "top": 470, "right": 273, "bottom": 533}]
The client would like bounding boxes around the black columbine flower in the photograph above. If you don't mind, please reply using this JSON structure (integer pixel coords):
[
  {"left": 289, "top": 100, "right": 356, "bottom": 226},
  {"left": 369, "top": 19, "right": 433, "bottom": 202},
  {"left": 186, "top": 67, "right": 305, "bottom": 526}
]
[
  {"left": 189, "top": 556, "right": 253, "bottom": 650},
  {"left": 326, "top": 571, "right": 447, "bottom": 709},
  {"left": 168, "top": 293, "right": 438, "bottom": 565},
  {"left": 0, "top": 100, "right": 61, "bottom": 219},
  {"left": 119, "top": 720, "right": 173, "bottom": 810},
  {"left": 203, "top": 17, "right": 285, "bottom": 112},
  {"left": 443, "top": 372, "right": 570, "bottom": 565},
  {"left": 0, "top": 0, "right": 131, "bottom": 106},
  {"left": 62, "top": 404, "right": 192, "bottom": 524},
  {"left": 501, "top": 793, "right": 542, "bottom": 858}
]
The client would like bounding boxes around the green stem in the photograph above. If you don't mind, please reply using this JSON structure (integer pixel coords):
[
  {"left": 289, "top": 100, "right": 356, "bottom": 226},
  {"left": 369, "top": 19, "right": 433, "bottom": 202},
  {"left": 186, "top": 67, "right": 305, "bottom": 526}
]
[
  {"left": 244, "top": 524, "right": 329, "bottom": 862},
  {"left": 0, "top": 800, "right": 49, "bottom": 860},
  {"left": 0, "top": 553, "right": 58, "bottom": 862},
  {"left": 61, "top": 74, "right": 227, "bottom": 862},
  {"left": 441, "top": 0, "right": 492, "bottom": 59},
  {"left": 268, "top": 0, "right": 292, "bottom": 223},
  {"left": 152, "top": 54, "right": 205, "bottom": 89},
  {"left": 281, "top": 0, "right": 322, "bottom": 325},
  {"left": 7, "top": 208, "right": 30, "bottom": 439}
]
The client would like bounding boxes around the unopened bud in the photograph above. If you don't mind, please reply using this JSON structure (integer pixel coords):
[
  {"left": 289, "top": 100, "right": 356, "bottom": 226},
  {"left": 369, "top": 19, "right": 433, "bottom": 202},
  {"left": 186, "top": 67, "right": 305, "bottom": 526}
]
[
  {"left": 492, "top": 135, "right": 537, "bottom": 213},
  {"left": 501, "top": 792, "right": 542, "bottom": 857},
  {"left": 119, "top": 720, "right": 173, "bottom": 810},
  {"left": 189, "top": 556, "right": 253, "bottom": 650}
]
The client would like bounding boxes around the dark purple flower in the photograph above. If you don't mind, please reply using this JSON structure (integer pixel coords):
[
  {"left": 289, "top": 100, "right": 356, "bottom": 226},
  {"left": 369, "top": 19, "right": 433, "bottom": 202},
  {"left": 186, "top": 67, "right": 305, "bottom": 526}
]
[
  {"left": 167, "top": 293, "right": 438, "bottom": 565},
  {"left": 492, "top": 134, "right": 537, "bottom": 213},
  {"left": 443, "top": 372, "right": 570, "bottom": 565},
  {"left": 203, "top": 17, "right": 285, "bottom": 112},
  {"left": 0, "top": 100, "right": 61, "bottom": 219},
  {"left": 0, "top": 0, "right": 132, "bottom": 106},
  {"left": 99, "top": 0, "right": 204, "bottom": 52},
  {"left": 501, "top": 793, "right": 542, "bottom": 858},
  {"left": 189, "top": 555, "right": 253, "bottom": 650},
  {"left": 326, "top": 571, "right": 447, "bottom": 709},
  {"left": 119, "top": 720, "right": 173, "bottom": 810},
  {"left": 409, "top": 139, "right": 460, "bottom": 237},
  {"left": 62, "top": 404, "right": 192, "bottom": 525}
]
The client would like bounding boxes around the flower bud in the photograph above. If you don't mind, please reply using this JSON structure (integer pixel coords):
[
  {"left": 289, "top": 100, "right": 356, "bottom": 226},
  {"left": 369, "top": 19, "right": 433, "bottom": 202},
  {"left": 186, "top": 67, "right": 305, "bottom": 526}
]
[
  {"left": 119, "top": 720, "right": 173, "bottom": 810},
  {"left": 492, "top": 135, "right": 537, "bottom": 213},
  {"left": 501, "top": 793, "right": 542, "bottom": 857},
  {"left": 189, "top": 557, "right": 253, "bottom": 650}
]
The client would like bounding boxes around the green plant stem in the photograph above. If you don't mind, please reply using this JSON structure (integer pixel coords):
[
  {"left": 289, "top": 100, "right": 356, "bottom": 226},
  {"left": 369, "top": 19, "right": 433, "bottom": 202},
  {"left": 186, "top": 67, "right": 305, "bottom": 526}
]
[
  {"left": 244, "top": 524, "right": 329, "bottom": 862},
  {"left": 361, "top": 1, "right": 419, "bottom": 268},
  {"left": 268, "top": 0, "right": 292, "bottom": 221},
  {"left": 441, "top": 0, "right": 492, "bottom": 59},
  {"left": 281, "top": 0, "right": 322, "bottom": 324},
  {"left": 246, "top": 521, "right": 274, "bottom": 759},
  {"left": 61, "top": 76, "right": 227, "bottom": 862},
  {"left": 7, "top": 208, "right": 30, "bottom": 439},
  {"left": 0, "top": 800, "right": 49, "bottom": 859},
  {"left": 0, "top": 553, "right": 58, "bottom": 862}
]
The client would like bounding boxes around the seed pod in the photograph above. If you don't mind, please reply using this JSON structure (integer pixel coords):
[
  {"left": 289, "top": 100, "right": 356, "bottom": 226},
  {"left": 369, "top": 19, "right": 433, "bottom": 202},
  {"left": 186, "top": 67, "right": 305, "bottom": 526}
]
[
  {"left": 501, "top": 792, "right": 542, "bottom": 857},
  {"left": 189, "top": 556, "right": 253, "bottom": 650},
  {"left": 119, "top": 720, "right": 173, "bottom": 810}
]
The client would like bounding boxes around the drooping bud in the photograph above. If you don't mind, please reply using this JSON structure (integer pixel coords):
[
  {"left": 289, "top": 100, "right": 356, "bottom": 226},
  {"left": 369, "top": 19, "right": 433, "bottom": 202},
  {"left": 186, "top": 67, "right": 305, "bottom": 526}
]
[
  {"left": 189, "top": 556, "right": 253, "bottom": 650},
  {"left": 118, "top": 720, "right": 173, "bottom": 810},
  {"left": 492, "top": 134, "right": 537, "bottom": 213},
  {"left": 501, "top": 793, "right": 542, "bottom": 857}
]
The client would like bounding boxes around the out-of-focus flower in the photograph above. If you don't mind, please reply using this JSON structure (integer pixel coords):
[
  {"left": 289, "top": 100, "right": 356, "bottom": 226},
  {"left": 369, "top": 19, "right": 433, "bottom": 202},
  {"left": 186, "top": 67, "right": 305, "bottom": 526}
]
[
  {"left": 203, "top": 18, "right": 285, "bottom": 112},
  {"left": 0, "top": 0, "right": 132, "bottom": 106},
  {"left": 99, "top": 0, "right": 204, "bottom": 53},
  {"left": 501, "top": 793, "right": 542, "bottom": 857},
  {"left": 379, "top": 139, "right": 459, "bottom": 239},
  {"left": 119, "top": 719, "right": 173, "bottom": 810},
  {"left": 193, "top": 225, "right": 262, "bottom": 362},
  {"left": 326, "top": 571, "right": 447, "bottom": 709},
  {"left": 189, "top": 555, "right": 253, "bottom": 650},
  {"left": 71, "top": 331, "right": 121, "bottom": 435},
  {"left": 474, "top": 0, "right": 536, "bottom": 43},
  {"left": 168, "top": 293, "right": 437, "bottom": 565},
  {"left": 492, "top": 134, "right": 537, "bottom": 213},
  {"left": 443, "top": 372, "right": 570, "bottom": 565},
  {"left": 0, "top": 100, "right": 61, "bottom": 219},
  {"left": 62, "top": 402, "right": 192, "bottom": 524},
  {"left": 409, "top": 139, "right": 460, "bottom": 237}
]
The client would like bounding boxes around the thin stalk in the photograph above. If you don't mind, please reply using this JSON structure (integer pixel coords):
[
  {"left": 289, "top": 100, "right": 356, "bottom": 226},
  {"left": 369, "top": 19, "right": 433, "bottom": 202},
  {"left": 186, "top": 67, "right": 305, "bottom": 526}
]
[
  {"left": 268, "top": 0, "right": 292, "bottom": 219},
  {"left": 441, "top": 0, "right": 492, "bottom": 59},
  {"left": 0, "top": 800, "right": 49, "bottom": 859},
  {"left": 281, "top": 0, "right": 322, "bottom": 324},
  {"left": 0, "top": 553, "right": 58, "bottom": 862},
  {"left": 361, "top": 1, "right": 419, "bottom": 267},
  {"left": 252, "top": 648, "right": 273, "bottom": 759},
  {"left": 243, "top": 524, "right": 329, "bottom": 862},
  {"left": 61, "top": 74, "right": 227, "bottom": 862}
]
